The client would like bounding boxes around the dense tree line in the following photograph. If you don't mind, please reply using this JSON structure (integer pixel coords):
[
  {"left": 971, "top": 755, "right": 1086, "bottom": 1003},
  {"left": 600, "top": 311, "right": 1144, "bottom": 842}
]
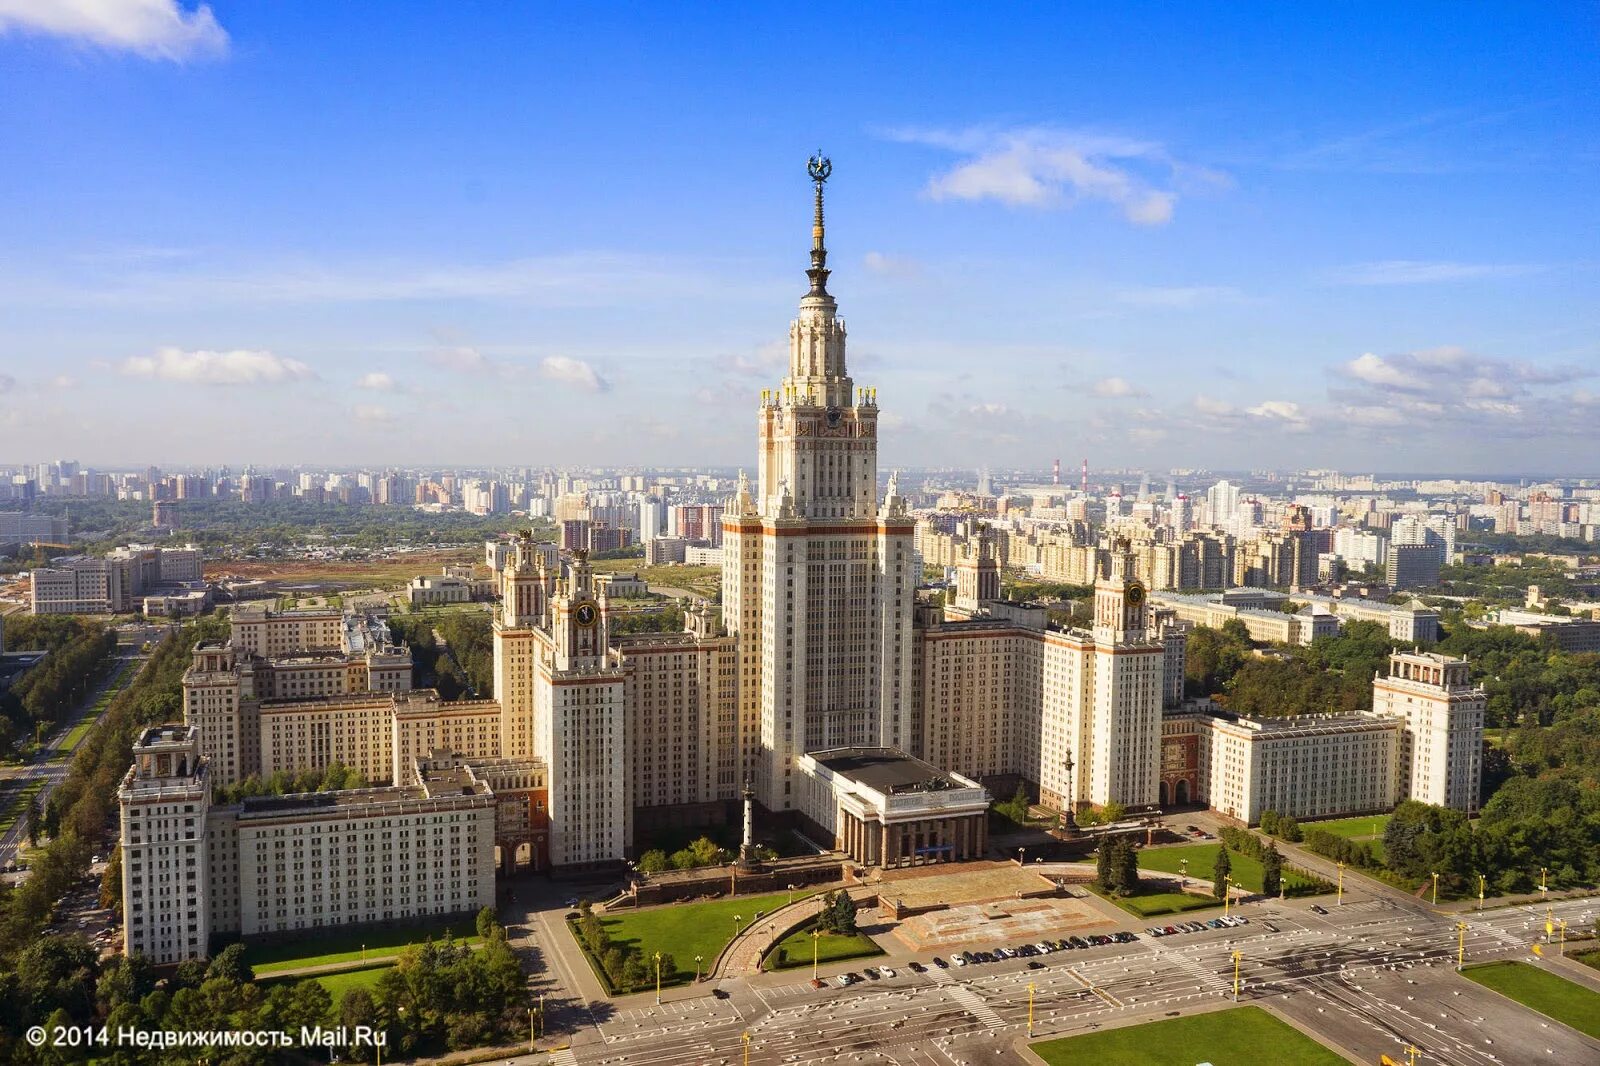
[
  {"left": 28, "top": 496, "right": 546, "bottom": 553},
  {"left": 1185, "top": 619, "right": 1405, "bottom": 717},
  {"left": 388, "top": 612, "right": 493, "bottom": 699},
  {"left": 610, "top": 605, "right": 686, "bottom": 635},
  {"left": 573, "top": 901, "right": 679, "bottom": 995},
  {"left": 0, "top": 617, "right": 229, "bottom": 1058},
  {"left": 1436, "top": 625, "right": 1600, "bottom": 730},
  {"left": 0, "top": 908, "right": 526, "bottom": 1064},
  {"left": 212, "top": 762, "right": 371, "bottom": 805},
  {"left": 0, "top": 617, "right": 118, "bottom": 755}
]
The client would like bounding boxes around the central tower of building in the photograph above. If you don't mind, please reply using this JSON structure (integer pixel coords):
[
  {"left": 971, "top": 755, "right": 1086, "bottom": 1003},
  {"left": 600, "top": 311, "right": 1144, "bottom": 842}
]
[{"left": 723, "top": 154, "right": 917, "bottom": 813}]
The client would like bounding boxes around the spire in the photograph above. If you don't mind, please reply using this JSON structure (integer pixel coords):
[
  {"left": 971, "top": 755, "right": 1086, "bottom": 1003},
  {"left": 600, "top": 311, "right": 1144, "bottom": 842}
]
[{"left": 805, "top": 150, "right": 832, "bottom": 297}]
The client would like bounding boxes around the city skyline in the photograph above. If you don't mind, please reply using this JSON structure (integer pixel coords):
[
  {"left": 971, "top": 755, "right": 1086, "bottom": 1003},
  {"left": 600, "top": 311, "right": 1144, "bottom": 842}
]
[{"left": 1, "top": 2, "right": 1597, "bottom": 472}]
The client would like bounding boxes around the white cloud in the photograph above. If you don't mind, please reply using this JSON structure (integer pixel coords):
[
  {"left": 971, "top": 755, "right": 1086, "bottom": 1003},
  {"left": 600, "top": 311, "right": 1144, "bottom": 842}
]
[
  {"left": 118, "top": 347, "right": 315, "bottom": 385},
  {"left": 351, "top": 404, "right": 394, "bottom": 425},
  {"left": 428, "top": 346, "right": 502, "bottom": 375},
  {"left": 1115, "top": 285, "right": 1246, "bottom": 309},
  {"left": 356, "top": 371, "right": 398, "bottom": 392},
  {"left": 1328, "top": 260, "right": 1542, "bottom": 286},
  {"left": 51, "top": 375, "right": 77, "bottom": 389},
  {"left": 1343, "top": 352, "right": 1424, "bottom": 390},
  {"left": 888, "top": 126, "right": 1214, "bottom": 225},
  {"left": 1092, "top": 377, "right": 1146, "bottom": 398},
  {"left": 0, "top": 373, "right": 15, "bottom": 393},
  {"left": 0, "top": 0, "right": 228, "bottom": 61},
  {"left": 1193, "top": 395, "right": 1236, "bottom": 417},
  {"left": 539, "top": 356, "right": 609, "bottom": 392},
  {"left": 1247, "top": 400, "right": 1310, "bottom": 429},
  {"left": 862, "top": 251, "right": 922, "bottom": 278}
]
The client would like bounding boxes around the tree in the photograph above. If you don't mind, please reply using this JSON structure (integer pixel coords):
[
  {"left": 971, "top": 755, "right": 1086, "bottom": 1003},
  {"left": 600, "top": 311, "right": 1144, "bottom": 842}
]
[
  {"left": 638, "top": 848, "right": 669, "bottom": 874},
  {"left": 1278, "top": 815, "right": 1302, "bottom": 843},
  {"left": 1095, "top": 839, "right": 1114, "bottom": 892},
  {"left": 206, "top": 942, "right": 254, "bottom": 985},
  {"left": 476, "top": 905, "right": 498, "bottom": 942},
  {"left": 1260, "top": 810, "right": 1280, "bottom": 837},
  {"left": 1114, "top": 838, "right": 1139, "bottom": 896},
  {"left": 831, "top": 892, "right": 857, "bottom": 935},
  {"left": 1262, "top": 842, "right": 1283, "bottom": 899},
  {"left": 1212, "top": 846, "right": 1233, "bottom": 901},
  {"left": 100, "top": 847, "right": 122, "bottom": 910},
  {"left": 26, "top": 793, "right": 41, "bottom": 846}
]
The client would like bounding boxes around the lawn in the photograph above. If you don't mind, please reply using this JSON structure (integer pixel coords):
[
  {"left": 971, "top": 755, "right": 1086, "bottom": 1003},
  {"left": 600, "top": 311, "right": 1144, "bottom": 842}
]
[
  {"left": 1030, "top": 1005, "right": 1347, "bottom": 1065},
  {"left": 1304, "top": 813, "right": 1391, "bottom": 841},
  {"left": 764, "top": 925, "right": 882, "bottom": 971},
  {"left": 1097, "top": 887, "right": 1220, "bottom": 919},
  {"left": 1137, "top": 843, "right": 1325, "bottom": 896},
  {"left": 1461, "top": 961, "right": 1600, "bottom": 1039},
  {"left": 579, "top": 890, "right": 811, "bottom": 986},
  {"left": 0, "top": 779, "right": 46, "bottom": 834},
  {"left": 246, "top": 920, "right": 481, "bottom": 974}
]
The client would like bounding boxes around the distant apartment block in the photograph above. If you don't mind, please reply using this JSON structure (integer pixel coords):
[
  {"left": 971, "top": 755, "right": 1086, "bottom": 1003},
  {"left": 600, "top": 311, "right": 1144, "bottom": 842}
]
[{"left": 30, "top": 543, "right": 203, "bottom": 615}]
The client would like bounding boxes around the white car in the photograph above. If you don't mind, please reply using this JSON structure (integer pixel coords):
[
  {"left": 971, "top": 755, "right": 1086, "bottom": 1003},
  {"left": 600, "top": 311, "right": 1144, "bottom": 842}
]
[
  {"left": 877, "top": 966, "right": 896, "bottom": 978},
  {"left": 953, "top": 954, "right": 968, "bottom": 967}
]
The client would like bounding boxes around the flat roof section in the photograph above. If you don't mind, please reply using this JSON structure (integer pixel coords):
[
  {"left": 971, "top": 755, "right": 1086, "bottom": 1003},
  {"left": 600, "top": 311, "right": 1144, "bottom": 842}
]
[{"left": 811, "top": 747, "right": 968, "bottom": 795}]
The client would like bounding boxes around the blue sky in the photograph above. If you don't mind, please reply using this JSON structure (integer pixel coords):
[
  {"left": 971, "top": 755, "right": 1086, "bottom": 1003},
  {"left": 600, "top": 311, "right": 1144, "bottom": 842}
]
[{"left": 0, "top": 2, "right": 1596, "bottom": 474}]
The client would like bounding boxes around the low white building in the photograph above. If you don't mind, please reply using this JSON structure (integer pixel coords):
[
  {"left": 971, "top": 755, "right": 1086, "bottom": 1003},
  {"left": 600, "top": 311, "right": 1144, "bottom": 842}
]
[
  {"left": 1194, "top": 711, "right": 1399, "bottom": 826},
  {"left": 796, "top": 747, "right": 991, "bottom": 867},
  {"left": 408, "top": 573, "right": 473, "bottom": 605}
]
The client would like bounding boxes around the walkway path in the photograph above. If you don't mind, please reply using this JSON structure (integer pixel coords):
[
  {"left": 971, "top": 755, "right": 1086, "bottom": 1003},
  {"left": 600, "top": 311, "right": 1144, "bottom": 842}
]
[{"left": 712, "top": 888, "right": 869, "bottom": 979}]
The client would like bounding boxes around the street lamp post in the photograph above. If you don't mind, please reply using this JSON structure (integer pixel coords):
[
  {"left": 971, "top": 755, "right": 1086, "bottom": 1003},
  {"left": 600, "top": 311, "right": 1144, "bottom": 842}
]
[
  {"left": 1232, "top": 950, "right": 1243, "bottom": 1001},
  {"left": 694, "top": 954, "right": 704, "bottom": 982},
  {"left": 1478, "top": 873, "right": 1486, "bottom": 911},
  {"left": 1405, "top": 1044, "right": 1420, "bottom": 1066},
  {"left": 787, "top": 882, "right": 796, "bottom": 905},
  {"left": 1059, "top": 750, "right": 1077, "bottom": 835},
  {"left": 654, "top": 950, "right": 663, "bottom": 1006},
  {"left": 742, "top": 1029, "right": 751, "bottom": 1066},
  {"left": 1337, "top": 862, "right": 1345, "bottom": 906},
  {"left": 1027, "top": 981, "right": 1036, "bottom": 1035},
  {"left": 1456, "top": 920, "right": 1468, "bottom": 971},
  {"left": 812, "top": 928, "right": 822, "bottom": 980},
  {"left": 1179, "top": 858, "right": 1189, "bottom": 889},
  {"left": 1430, "top": 871, "right": 1439, "bottom": 906},
  {"left": 1018, "top": 847, "right": 1026, "bottom": 867},
  {"left": 733, "top": 913, "right": 743, "bottom": 938}
]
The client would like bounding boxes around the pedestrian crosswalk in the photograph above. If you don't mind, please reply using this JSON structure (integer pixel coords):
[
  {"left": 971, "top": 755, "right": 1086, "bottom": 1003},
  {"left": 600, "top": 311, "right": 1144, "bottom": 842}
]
[
  {"left": 943, "top": 982, "right": 1004, "bottom": 1030},
  {"left": 548, "top": 1049, "right": 578, "bottom": 1066}
]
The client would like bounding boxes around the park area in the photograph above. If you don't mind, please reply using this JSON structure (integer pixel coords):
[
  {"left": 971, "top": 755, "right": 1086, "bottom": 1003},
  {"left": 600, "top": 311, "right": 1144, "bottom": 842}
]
[
  {"left": 1100, "top": 886, "right": 1218, "bottom": 919},
  {"left": 1030, "top": 1005, "right": 1347, "bottom": 1065},
  {"left": 574, "top": 889, "right": 809, "bottom": 990},
  {"left": 1461, "top": 961, "right": 1600, "bottom": 1039},
  {"left": 764, "top": 923, "right": 881, "bottom": 971},
  {"left": 1136, "top": 842, "right": 1324, "bottom": 896},
  {"left": 244, "top": 919, "right": 481, "bottom": 975},
  {"left": 1306, "top": 813, "right": 1392, "bottom": 863}
]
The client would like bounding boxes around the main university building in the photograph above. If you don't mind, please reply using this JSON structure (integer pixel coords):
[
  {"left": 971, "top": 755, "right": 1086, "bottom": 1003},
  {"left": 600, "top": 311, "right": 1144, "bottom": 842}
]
[{"left": 122, "top": 160, "right": 1482, "bottom": 963}]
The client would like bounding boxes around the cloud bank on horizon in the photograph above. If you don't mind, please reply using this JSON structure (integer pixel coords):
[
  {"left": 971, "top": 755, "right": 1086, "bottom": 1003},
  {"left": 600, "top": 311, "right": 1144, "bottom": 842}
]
[{"left": 0, "top": 4, "right": 1594, "bottom": 473}]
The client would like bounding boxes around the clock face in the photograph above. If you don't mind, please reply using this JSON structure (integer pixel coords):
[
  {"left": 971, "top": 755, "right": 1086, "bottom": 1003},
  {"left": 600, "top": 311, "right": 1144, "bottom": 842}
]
[
  {"left": 1125, "top": 582, "right": 1145, "bottom": 607},
  {"left": 574, "top": 602, "right": 598, "bottom": 628}
]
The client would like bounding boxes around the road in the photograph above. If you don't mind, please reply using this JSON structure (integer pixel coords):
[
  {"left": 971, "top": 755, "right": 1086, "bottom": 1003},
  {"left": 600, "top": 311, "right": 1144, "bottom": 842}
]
[
  {"left": 503, "top": 875, "right": 1599, "bottom": 1066},
  {"left": 0, "top": 637, "right": 152, "bottom": 870}
]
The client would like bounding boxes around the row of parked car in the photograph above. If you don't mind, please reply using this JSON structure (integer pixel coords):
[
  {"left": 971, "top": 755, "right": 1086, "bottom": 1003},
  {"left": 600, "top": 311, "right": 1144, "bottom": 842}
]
[
  {"left": 1146, "top": 914, "right": 1249, "bottom": 937},
  {"left": 952, "top": 932, "right": 1139, "bottom": 968}
]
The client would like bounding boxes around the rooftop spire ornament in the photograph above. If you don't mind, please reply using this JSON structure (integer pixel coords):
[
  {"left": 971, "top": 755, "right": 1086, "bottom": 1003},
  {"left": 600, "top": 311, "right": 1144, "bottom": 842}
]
[{"left": 805, "top": 150, "right": 832, "bottom": 296}]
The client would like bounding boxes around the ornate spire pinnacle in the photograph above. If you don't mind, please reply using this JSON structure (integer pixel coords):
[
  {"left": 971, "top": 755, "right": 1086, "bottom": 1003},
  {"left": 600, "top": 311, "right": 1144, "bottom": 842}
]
[{"left": 806, "top": 150, "right": 832, "bottom": 297}]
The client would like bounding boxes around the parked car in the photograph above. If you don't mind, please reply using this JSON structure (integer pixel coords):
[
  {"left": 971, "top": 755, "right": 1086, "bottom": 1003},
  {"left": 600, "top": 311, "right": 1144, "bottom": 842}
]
[
  {"left": 1068, "top": 936, "right": 1089, "bottom": 949},
  {"left": 810, "top": 977, "right": 826, "bottom": 989},
  {"left": 1163, "top": 926, "right": 1178, "bottom": 936},
  {"left": 877, "top": 966, "right": 896, "bottom": 979},
  {"left": 863, "top": 967, "right": 881, "bottom": 980},
  {"left": 932, "top": 956, "right": 949, "bottom": 969},
  {"left": 1026, "top": 960, "right": 1044, "bottom": 970},
  {"left": 1310, "top": 904, "right": 1329, "bottom": 915},
  {"left": 908, "top": 961, "right": 926, "bottom": 973},
  {"left": 1263, "top": 923, "right": 1279, "bottom": 934},
  {"left": 952, "top": 954, "right": 967, "bottom": 967}
]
